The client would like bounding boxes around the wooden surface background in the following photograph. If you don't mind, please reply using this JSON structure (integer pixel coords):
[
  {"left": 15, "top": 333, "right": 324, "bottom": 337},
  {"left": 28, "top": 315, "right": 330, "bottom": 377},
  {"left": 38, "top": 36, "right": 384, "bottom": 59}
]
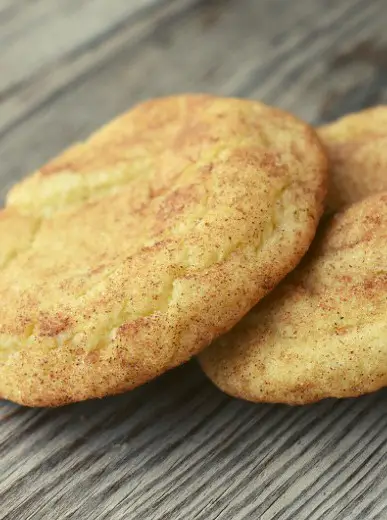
[{"left": 1, "top": 1, "right": 387, "bottom": 518}]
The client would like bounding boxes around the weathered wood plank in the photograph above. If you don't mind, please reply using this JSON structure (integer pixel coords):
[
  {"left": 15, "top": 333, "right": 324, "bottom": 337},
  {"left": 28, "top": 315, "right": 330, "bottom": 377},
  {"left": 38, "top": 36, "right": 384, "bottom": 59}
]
[
  {"left": 0, "top": 0, "right": 198, "bottom": 138},
  {"left": 1, "top": 364, "right": 387, "bottom": 520},
  {"left": 0, "top": 0, "right": 170, "bottom": 94},
  {"left": 1, "top": 1, "right": 387, "bottom": 519}
]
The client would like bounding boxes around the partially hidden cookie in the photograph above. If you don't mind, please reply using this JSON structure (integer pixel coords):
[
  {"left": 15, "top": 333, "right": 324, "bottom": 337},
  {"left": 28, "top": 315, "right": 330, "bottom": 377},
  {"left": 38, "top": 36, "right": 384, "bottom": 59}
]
[
  {"left": 200, "top": 192, "right": 387, "bottom": 405},
  {"left": 318, "top": 106, "right": 387, "bottom": 213},
  {"left": 0, "top": 94, "right": 327, "bottom": 406}
]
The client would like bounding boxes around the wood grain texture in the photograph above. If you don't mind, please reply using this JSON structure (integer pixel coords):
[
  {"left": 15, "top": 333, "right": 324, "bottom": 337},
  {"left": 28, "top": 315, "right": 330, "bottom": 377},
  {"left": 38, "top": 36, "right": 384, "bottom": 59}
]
[{"left": 1, "top": 0, "right": 387, "bottom": 518}]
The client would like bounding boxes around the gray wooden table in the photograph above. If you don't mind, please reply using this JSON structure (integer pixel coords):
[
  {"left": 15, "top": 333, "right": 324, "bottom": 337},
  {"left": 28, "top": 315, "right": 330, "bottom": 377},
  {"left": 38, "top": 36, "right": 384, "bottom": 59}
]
[{"left": 1, "top": 1, "right": 387, "bottom": 518}]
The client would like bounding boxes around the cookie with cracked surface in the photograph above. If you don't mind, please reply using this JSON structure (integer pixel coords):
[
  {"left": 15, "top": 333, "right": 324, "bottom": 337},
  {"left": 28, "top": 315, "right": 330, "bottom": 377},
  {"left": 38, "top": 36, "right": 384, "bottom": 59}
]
[
  {"left": 318, "top": 106, "right": 387, "bottom": 213},
  {"left": 1, "top": 94, "right": 327, "bottom": 406},
  {"left": 199, "top": 192, "right": 387, "bottom": 405}
]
